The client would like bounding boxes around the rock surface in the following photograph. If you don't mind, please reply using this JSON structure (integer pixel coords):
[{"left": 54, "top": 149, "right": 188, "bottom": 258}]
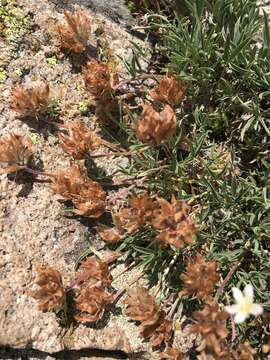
[{"left": 0, "top": 0, "right": 151, "bottom": 358}]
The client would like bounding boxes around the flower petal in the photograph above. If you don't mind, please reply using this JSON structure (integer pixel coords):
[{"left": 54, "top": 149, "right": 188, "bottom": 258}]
[
  {"left": 232, "top": 287, "right": 244, "bottom": 303},
  {"left": 251, "top": 304, "right": 263, "bottom": 317},
  {"left": 224, "top": 304, "right": 239, "bottom": 315},
  {"left": 234, "top": 312, "right": 248, "bottom": 324},
  {"left": 243, "top": 284, "right": 254, "bottom": 302}
]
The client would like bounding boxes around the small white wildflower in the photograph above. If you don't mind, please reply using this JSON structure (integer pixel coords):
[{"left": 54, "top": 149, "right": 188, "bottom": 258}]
[{"left": 225, "top": 284, "right": 263, "bottom": 324}]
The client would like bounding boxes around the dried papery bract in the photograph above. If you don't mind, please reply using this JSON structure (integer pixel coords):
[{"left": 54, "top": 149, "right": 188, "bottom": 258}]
[
  {"left": 75, "top": 256, "right": 111, "bottom": 287},
  {"left": 233, "top": 342, "right": 256, "bottom": 360},
  {"left": 160, "top": 348, "right": 186, "bottom": 360},
  {"left": 189, "top": 304, "right": 229, "bottom": 358},
  {"left": 116, "top": 194, "right": 157, "bottom": 232},
  {"left": 152, "top": 197, "right": 198, "bottom": 249},
  {"left": 59, "top": 120, "right": 102, "bottom": 159},
  {"left": 29, "top": 266, "right": 65, "bottom": 311},
  {"left": 181, "top": 255, "right": 220, "bottom": 301},
  {"left": 84, "top": 59, "right": 119, "bottom": 100},
  {"left": 11, "top": 82, "right": 50, "bottom": 118},
  {"left": 125, "top": 286, "right": 173, "bottom": 348},
  {"left": 150, "top": 75, "right": 187, "bottom": 107},
  {"left": 0, "top": 133, "right": 33, "bottom": 174},
  {"left": 97, "top": 194, "right": 158, "bottom": 243},
  {"left": 135, "top": 104, "right": 176, "bottom": 145},
  {"left": 96, "top": 225, "right": 122, "bottom": 243},
  {"left": 75, "top": 281, "right": 113, "bottom": 323},
  {"left": 125, "top": 286, "right": 160, "bottom": 324},
  {"left": 57, "top": 8, "right": 91, "bottom": 53},
  {"left": 51, "top": 165, "right": 106, "bottom": 218}
]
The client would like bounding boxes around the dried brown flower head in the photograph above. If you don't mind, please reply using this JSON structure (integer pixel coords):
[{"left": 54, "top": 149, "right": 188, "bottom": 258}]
[
  {"left": 152, "top": 197, "right": 198, "bottom": 248},
  {"left": 96, "top": 225, "right": 122, "bottom": 243},
  {"left": 135, "top": 104, "right": 176, "bottom": 145},
  {"left": 0, "top": 133, "right": 33, "bottom": 174},
  {"left": 181, "top": 255, "right": 220, "bottom": 301},
  {"left": 51, "top": 165, "right": 106, "bottom": 218},
  {"left": 57, "top": 8, "right": 91, "bottom": 53},
  {"left": 232, "top": 342, "right": 256, "bottom": 360},
  {"left": 59, "top": 121, "right": 102, "bottom": 159},
  {"left": 160, "top": 348, "right": 186, "bottom": 360},
  {"left": 75, "top": 256, "right": 111, "bottom": 287},
  {"left": 150, "top": 76, "right": 186, "bottom": 107},
  {"left": 148, "top": 318, "right": 173, "bottom": 348},
  {"left": 84, "top": 59, "right": 119, "bottom": 99},
  {"left": 129, "top": 193, "right": 158, "bottom": 225},
  {"left": 189, "top": 304, "right": 229, "bottom": 357},
  {"left": 125, "top": 286, "right": 161, "bottom": 325},
  {"left": 29, "top": 266, "right": 65, "bottom": 311},
  {"left": 125, "top": 286, "right": 173, "bottom": 348},
  {"left": 75, "top": 282, "right": 113, "bottom": 323},
  {"left": 110, "top": 193, "right": 158, "bottom": 237},
  {"left": 11, "top": 82, "right": 50, "bottom": 118}
]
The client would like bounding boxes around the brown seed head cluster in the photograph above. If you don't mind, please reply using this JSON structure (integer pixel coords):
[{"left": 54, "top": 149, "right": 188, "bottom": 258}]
[
  {"left": 57, "top": 9, "right": 91, "bottom": 53},
  {"left": 11, "top": 82, "right": 50, "bottom": 118},
  {"left": 124, "top": 286, "right": 173, "bottom": 348},
  {"left": 0, "top": 133, "right": 33, "bottom": 174},
  {"left": 136, "top": 104, "right": 176, "bottom": 145},
  {"left": 59, "top": 120, "right": 102, "bottom": 159},
  {"left": 29, "top": 266, "right": 65, "bottom": 311},
  {"left": 98, "top": 194, "right": 197, "bottom": 250},
  {"left": 51, "top": 165, "right": 106, "bottom": 218},
  {"left": 74, "top": 256, "right": 113, "bottom": 323},
  {"left": 150, "top": 76, "right": 186, "bottom": 107},
  {"left": 189, "top": 304, "right": 229, "bottom": 359},
  {"left": 75, "top": 256, "right": 112, "bottom": 287},
  {"left": 84, "top": 59, "right": 119, "bottom": 100},
  {"left": 152, "top": 197, "right": 198, "bottom": 248},
  {"left": 97, "top": 193, "right": 158, "bottom": 243},
  {"left": 232, "top": 343, "right": 256, "bottom": 360},
  {"left": 160, "top": 348, "right": 186, "bottom": 360},
  {"left": 181, "top": 255, "right": 220, "bottom": 301}
]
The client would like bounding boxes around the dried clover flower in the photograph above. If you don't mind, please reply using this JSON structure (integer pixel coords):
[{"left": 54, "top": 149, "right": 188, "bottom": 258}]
[
  {"left": 135, "top": 104, "right": 176, "bottom": 145},
  {"left": 57, "top": 8, "right": 91, "bottom": 53},
  {"left": 84, "top": 59, "right": 119, "bottom": 100},
  {"left": 129, "top": 193, "right": 158, "bottom": 225},
  {"left": 59, "top": 120, "right": 102, "bottom": 159},
  {"left": 148, "top": 318, "right": 173, "bottom": 348},
  {"left": 75, "top": 282, "right": 113, "bottom": 323},
  {"left": 125, "top": 286, "right": 173, "bottom": 348},
  {"left": 115, "top": 194, "right": 157, "bottom": 232},
  {"left": 29, "top": 266, "right": 65, "bottom": 311},
  {"left": 11, "top": 82, "right": 50, "bottom": 118},
  {"left": 51, "top": 165, "right": 106, "bottom": 218},
  {"left": 96, "top": 225, "right": 122, "bottom": 243},
  {"left": 233, "top": 342, "right": 256, "bottom": 360},
  {"left": 160, "top": 348, "right": 186, "bottom": 360},
  {"left": 150, "top": 75, "right": 186, "bottom": 107},
  {"left": 75, "top": 256, "right": 111, "bottom": 287},
  {"left": 125, "top": 286, "right": 161, "bottom": 325},
  {"left": 189, "top": 304, "right": 229, "bottom": 357},
  {"left": 0, "top": 133, "right": 33, "bottom": 174},
  {"left": 181, "top": 255, "right": 220, "bottom": 301},
  {"left": 152, "top": 197, "right": 198, "bottom": 248}
]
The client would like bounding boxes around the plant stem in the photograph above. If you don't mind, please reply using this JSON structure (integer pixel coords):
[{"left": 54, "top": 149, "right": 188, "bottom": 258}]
[
  {"left": 114, "top": 73, "right": 158, "bottom": 91},
  {"left": 168, "top": 295, "right": 181, "bottom": 320},
  {"left": 24, "top": 167, "right": 54, "bottom": 177},
  {"left": 214, "top": 261, "right": 241, "bottom": 303}
]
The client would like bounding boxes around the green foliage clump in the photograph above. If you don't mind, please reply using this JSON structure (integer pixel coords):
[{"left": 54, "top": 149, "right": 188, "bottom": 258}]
[{"left": 0, "top": 0, "right": 29, "bottom": 40}]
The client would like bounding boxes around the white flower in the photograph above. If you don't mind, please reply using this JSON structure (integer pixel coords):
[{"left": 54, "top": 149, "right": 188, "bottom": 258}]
[{"left": 224, "top": 284, "right": 263, "bottom": 324}]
